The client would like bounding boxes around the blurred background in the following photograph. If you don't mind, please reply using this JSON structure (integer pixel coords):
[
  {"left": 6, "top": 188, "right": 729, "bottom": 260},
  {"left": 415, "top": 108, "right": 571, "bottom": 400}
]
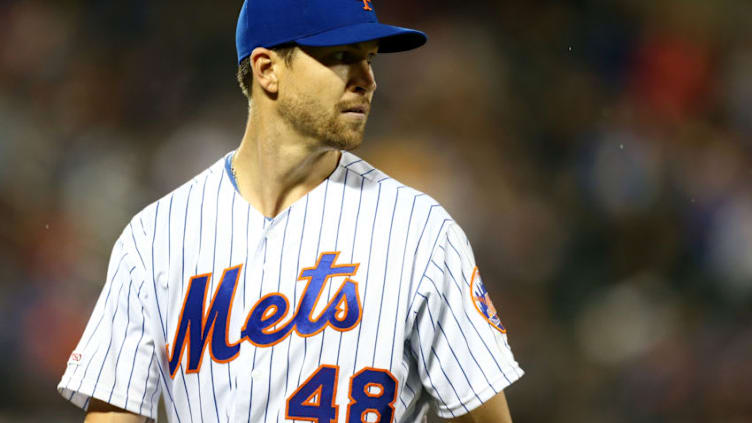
[{"left": 1, "top": 0, "right": 751, "bottom": 421}]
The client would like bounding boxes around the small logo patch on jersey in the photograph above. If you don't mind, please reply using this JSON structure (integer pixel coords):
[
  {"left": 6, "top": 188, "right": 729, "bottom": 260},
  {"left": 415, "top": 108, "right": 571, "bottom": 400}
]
[
  {"left": 67, "top": 351, "right": 83, "bottom": 367},
  {"left": 470, "top": 267, "right": 506, "bottom": 333}
]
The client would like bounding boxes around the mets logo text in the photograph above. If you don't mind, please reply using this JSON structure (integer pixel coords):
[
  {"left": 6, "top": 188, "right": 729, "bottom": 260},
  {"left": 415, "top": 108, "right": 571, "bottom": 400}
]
[
  {"left": 166, "top": 252, "right": 361, "bottom": 378},
  {"left": 470, "top": 267, "right": 506, "bottom": 333}
]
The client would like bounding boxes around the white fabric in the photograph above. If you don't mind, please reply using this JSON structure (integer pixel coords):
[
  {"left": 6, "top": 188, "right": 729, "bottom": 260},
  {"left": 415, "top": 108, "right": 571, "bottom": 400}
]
[{"left": 58, "top": 151, "right": 523, "bottom": 422}]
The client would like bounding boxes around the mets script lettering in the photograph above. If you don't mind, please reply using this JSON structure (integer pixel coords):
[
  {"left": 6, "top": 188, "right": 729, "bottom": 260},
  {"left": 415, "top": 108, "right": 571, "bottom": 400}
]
[{"left": 166, "top": 252, "right": 361, "bottom": 378}]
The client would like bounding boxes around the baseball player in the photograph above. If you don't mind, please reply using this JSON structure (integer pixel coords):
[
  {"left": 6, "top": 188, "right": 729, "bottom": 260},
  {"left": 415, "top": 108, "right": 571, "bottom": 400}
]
[{"left": 58, "top": 0, "right": 524, "bottom": 421}]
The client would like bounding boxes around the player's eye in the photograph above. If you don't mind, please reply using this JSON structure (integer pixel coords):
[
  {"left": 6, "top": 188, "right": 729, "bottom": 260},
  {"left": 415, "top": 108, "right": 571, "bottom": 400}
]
[
  {"left": 329, "top": 51, "right": 351, "bottom": 63},
  {"left": 322, "top": 50, "right": 375, "bottom": 67},
  {"left": 328, "top": 51, "right": 371, "bottom": 65},
  {"left": 331, "top": 51, "right": 345, "bottom": 62}
]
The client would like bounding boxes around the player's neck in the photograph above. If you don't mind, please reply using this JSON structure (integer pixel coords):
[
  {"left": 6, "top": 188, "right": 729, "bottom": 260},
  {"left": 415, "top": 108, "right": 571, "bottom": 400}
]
[{"left": 232, "top": 110, "right": 341, "bottom": 219}]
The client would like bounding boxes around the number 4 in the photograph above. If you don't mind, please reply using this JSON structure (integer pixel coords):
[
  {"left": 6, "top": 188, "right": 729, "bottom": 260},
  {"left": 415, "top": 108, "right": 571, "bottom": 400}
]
[
  {"left": 286, "top": 365, "right": 339, "bottom": 422},
  {"left": 287, "top": 365, "right": 398, "bottom": 423}
]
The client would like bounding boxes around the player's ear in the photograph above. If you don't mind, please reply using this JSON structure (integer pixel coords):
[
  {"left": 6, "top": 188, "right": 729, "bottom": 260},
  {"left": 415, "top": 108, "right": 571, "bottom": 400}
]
[{"left": 250, "top": 47, "right": 283, "bottom": 96}]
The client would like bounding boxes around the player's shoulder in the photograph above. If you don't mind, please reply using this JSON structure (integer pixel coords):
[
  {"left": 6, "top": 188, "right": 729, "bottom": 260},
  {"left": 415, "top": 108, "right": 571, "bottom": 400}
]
[
  {"left": 117, "top": 153, "right": 229, "bottom": 253},
  {"left": 339, "top": 151, "right": 457, "bottom": 233}
]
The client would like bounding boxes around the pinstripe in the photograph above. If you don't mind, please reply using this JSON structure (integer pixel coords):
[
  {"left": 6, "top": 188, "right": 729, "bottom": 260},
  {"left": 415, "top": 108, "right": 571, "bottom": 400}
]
[
  {"left": 89, "top": 265, "right": 130, "bottom": 399},
  {"left": 429, "top": 343, "right": 470, "bottom": 414},
  {"left": 404, "top": 380, "right": 416, "bottom": 395},
  {"left": 352, "top": 183, "right": 382, "bottom": 373},
  {"left": 315, "top": 168, "right": 348, "bottom": 369},
  {"left": 79, "top": 250, "right": 128, "bottom": 354},
  {"left": 178, "top": 356, "right": 194, "bottom": 419},
  {"left": 269, "top": 208, "right": 290, "bottom": 423},
  {"left": 249, "top": 217, "right": 269, "bottom": 422},
  {"left": 151, "top": 202, "right": 167, "bottom": 339},
  {"left": 413, "top": 317, "right": 452, "bottom": 416},
  {"left": 371, "top": 187, "right": 402, "bottom": 364},
  {"left": 284, "top": 194, "right": 309, "bottom": 399},
  {"left": 70, "top": 254, "right": 131, "bottom": 398},
  {"left": 399, "top": 379, "right": 416, "bottom": 409},
  {"left": 334, "top": 169, "right": 349, "bottom": 249},
  {"left": 435, "top": 320, "right": 484, "bottom": 401},
  {"left": 416, "top": 291, "right": 484, "bottom": 405},
  {"left": 182, "top": 184, "right": 194, "bottom": 292},
  {"left": 445, "top": 238, "right": 523, "bottom": 378},
  {"left": 155, "top": 356, "right": 183, "bottom": 423},
  {"left": 149, "top": 374, "right": 161, "bottom": 418},
  {"left": 389, "top": 193, "right": 422, "bottom": 370},
  {"left": 139, "top": 345, "right": 155, "bottom": 415},
  {"left": 229, "top": 190, "right": 236, "bottom": 268},
  {"left": 168, "top": 194, "right": 173, "bottom": 285},
  {"left": 335, "top": 173, "right": 364, "bottom": 367},
  {"left": 206, "top": 171, "right": 223, "bottom": 423},
  {"left": 412, "top": 292, "right": 472, "bottom": 411},
  {"left": 196, "top": 174, "right": 208, "bottom": 273},
  {"left": 444, "top": 239, "right": 473, "bottom": 290},
  {"left": 167, "top": 195, "right": 174, "bottom": 346},
  {"left": 421, "top": 274, "right": 499, "bottom": 385},
  {"left": 195, "top": 173, "right": 209, "bottom": 421},
  {"left": 107, "top": 275, "right": 134, "bottom": 403},
  {"left": 441, "top": 266, "right": 511, "bottom": 384},
  {"left": 227, "top": 188, "right": 237, "bottom": 389},
  {"left": 243, "top": 203, "right": 251, "bottom": 310},
  {"left": 344, "top": 158, "right": 363, "bottom": 168},
  {"left": 399, "top": 377, "right": 416, "bottom": 408},
  {"left": 170, "top": 188, "right": 195, "bottom": 423},
  {"left": 315, "top": 179, "right": 330, "bottom": 254},
  {"left": 123, "top": 301, "right": 145, "bottom": 409},
  {"left": 294, "top": 179, "right": 330, "bottom": 391},
  {"left": 405, "top": 214, "right": 448, "bottom": 322},
  {"left": 139, "top": 217, "right": 147, "bottom": 238},
  {"left": 167, "top": 192, "right": 185, "bottom": 417},
  {"left": 177, "top": 370, "right": 195, "bottom": 419}
]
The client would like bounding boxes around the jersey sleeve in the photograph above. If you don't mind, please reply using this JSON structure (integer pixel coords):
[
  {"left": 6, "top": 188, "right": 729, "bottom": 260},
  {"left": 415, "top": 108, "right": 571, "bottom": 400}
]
[
  {"left": 407, "top": 221, "right": 524, "bottom": 419},
  {"left": 58, "top": 230, "right": 162, "bottom": 419}
]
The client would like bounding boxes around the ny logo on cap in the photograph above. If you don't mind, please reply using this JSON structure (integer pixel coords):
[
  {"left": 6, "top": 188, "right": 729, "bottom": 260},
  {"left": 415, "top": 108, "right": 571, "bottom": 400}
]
[{"left": 360, "top": 0, "right": 373, "bottom": 11}]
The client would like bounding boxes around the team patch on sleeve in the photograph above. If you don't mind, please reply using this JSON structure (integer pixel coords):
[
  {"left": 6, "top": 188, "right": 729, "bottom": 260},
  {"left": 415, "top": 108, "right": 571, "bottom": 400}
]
[{"left": 470, "top": 267, "right": 506, "bottom": 333}]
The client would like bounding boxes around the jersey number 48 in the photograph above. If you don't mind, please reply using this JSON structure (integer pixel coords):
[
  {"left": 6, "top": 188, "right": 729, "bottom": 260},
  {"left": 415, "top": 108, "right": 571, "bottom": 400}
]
[{"left": 286, "top": 364, "right": 397, "bottom": 423}]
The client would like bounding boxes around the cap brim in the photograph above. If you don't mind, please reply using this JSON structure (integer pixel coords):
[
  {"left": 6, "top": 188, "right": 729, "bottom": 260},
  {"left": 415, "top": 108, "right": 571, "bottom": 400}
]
[{"left": 293, "top": 22, "right": 427, "bottom": 53}]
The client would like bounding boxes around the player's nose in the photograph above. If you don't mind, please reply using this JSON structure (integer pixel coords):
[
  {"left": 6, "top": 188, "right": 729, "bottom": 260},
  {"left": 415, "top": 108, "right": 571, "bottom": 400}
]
[{"left": 349, "top": 59, "right": 377, "bottom": 95}]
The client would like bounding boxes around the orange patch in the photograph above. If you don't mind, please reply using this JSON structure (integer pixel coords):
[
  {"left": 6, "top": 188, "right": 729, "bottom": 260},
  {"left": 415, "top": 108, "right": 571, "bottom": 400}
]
[{"left": 469, "top": 267, "right": 507, "bottom": 334}]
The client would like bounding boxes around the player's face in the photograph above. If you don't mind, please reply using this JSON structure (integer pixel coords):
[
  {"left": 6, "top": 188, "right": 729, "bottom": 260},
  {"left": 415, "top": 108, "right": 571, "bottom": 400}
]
[{"left": 277, "top": 41, "right": 378, "bottom": 151}]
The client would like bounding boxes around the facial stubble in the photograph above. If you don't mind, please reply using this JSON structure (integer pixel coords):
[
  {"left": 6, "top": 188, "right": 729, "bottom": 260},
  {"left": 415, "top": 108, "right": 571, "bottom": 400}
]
[{"left": 278, "top": 91, "right": 367, "bottom": 151}]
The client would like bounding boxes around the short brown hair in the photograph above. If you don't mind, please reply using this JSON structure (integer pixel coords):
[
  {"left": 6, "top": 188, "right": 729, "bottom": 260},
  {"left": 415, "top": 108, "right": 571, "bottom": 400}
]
[{"left": 237, "top": 46, "right": 296, "bottom": 99}]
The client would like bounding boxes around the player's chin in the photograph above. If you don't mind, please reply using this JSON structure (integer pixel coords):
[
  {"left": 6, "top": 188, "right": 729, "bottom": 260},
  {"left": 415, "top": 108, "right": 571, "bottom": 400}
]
[
  {"left": 330, "top": 119, "right": 366, "bottom": 149},
  {"left": 326, "top": 128, "right": 365, "bottom": 151},
  {"left": 328, "top": 134, "right": 364, "bottom": 151}
]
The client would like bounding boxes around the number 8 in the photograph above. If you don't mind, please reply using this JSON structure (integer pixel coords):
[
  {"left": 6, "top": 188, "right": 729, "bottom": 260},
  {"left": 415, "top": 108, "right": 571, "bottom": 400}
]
[{"left": 346, "top": 367, "right": 397, "bottom": 423}]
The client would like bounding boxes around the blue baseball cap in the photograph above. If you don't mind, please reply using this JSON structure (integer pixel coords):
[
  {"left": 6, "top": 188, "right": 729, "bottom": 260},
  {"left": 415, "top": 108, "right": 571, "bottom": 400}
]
[{"left": 236, "top": 0, "right": 427, "bottom": 64}]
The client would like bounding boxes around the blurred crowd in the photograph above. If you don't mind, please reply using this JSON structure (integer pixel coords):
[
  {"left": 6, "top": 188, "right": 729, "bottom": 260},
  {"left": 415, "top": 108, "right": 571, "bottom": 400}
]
[{"left": 1, "top": 0, "right": 751, "bottom": 421}]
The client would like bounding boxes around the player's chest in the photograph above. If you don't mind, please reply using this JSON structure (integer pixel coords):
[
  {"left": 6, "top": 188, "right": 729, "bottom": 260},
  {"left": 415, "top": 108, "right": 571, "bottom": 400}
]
[{"left": 162, "top": 235, "right": 411, "bottom": 372}]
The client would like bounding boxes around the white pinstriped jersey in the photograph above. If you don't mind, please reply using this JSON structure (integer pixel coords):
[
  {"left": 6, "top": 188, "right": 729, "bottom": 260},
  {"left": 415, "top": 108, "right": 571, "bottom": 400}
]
[{"left": 58, "top": 150, "right": 523, "bottom": 422}]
